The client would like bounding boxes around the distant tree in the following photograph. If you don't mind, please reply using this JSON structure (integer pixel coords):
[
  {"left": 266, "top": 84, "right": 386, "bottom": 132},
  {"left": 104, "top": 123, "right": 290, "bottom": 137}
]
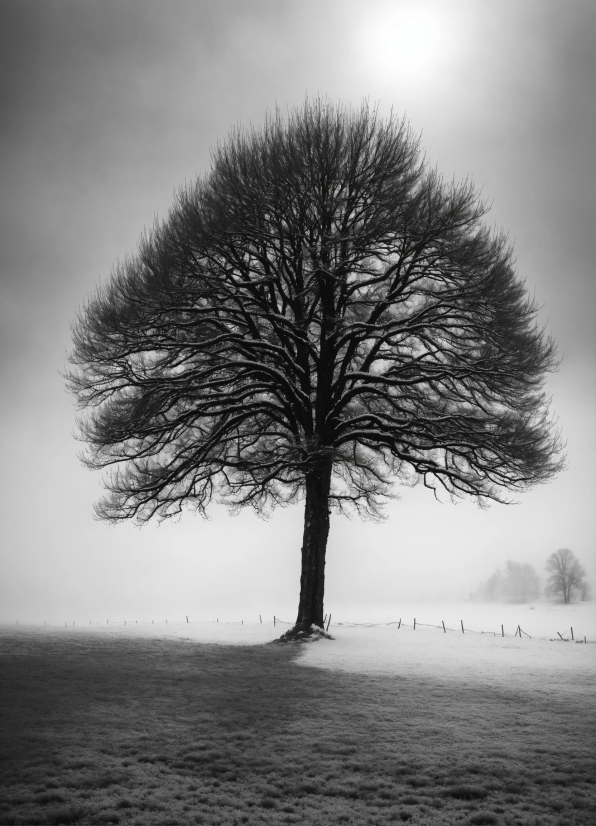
[
  {"left": 578, "top": 580, "right": 592, "bottom": 601},
  {"left": 503, "top": 560, "right": 541, "bottom": 602},
  {"left": 545, "top": 549, "right": 588, "bottom": 604},
  {"left": 66, "top": 99, "right": 564, "bottom": 638},
  {"left": 476, "top": 561, "right": 540, "bottom": 603},
  {"left": 478, "top": 570, "right": 504, "bottom": 602}
]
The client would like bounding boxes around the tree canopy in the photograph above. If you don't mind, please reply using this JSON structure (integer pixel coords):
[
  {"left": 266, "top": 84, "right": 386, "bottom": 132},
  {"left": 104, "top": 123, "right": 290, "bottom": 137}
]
[
  {"left": 545, "top": 549, "right": 588, "bottom": 604},
  {"left": 67, "top": 99, "right": 564, "bottom": 634}
]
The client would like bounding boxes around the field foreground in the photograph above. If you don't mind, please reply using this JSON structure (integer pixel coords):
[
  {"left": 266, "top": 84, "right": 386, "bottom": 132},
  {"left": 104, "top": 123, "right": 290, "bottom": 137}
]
[{"left": 0, "top": 623, "right": 594, "bottom": 826}]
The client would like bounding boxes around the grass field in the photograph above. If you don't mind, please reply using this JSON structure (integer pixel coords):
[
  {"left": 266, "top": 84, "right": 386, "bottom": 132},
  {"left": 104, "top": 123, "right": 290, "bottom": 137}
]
[{"left": 1, "top": 627, "right": 594, "bottom": 825}]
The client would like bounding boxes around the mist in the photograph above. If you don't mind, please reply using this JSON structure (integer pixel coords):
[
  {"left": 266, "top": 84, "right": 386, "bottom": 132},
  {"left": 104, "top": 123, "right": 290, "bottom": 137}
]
[{"left": 1, "top": 0, "right": 594, "bottom": 626}]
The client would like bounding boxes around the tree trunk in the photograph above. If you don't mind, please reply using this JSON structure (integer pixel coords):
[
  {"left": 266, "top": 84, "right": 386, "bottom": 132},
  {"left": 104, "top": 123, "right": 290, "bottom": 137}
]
[{"left": 294, "top": 458, "right": 332, "bottom": 633}]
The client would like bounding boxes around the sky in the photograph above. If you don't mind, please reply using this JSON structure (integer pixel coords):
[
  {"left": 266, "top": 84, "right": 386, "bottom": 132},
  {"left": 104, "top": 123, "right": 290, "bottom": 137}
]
[{"left": 1, "top": 0, "right": 594, "bottom": 625}]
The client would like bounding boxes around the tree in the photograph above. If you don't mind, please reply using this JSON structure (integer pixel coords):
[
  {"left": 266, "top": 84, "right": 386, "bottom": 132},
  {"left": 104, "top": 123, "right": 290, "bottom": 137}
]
[
  {"left": 477, "top": 570, "right": 503, "bottom": 602},
  {"left": 503, "top": 561, "right": 541, "bottom": 603},
  {"left": 545, "top": 549, "right": 588, "bottom": 604},
  {"left": 475, "top": 561, "right": 540, "bottom": 603},
  {"left": 66, "top": 99, "right": 564, "bottom": 638},
  {"left": 578, "top": 580, "right": 592, "bottom": 602}
]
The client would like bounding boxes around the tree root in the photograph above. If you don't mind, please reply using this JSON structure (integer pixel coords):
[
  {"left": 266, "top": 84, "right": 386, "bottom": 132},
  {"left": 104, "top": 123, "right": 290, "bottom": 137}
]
[{"left": 270, "top": 624, "right": 334, "bottom": 644}]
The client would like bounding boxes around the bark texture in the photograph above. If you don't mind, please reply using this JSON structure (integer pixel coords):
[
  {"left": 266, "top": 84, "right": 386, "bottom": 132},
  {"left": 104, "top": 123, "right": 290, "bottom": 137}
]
[{"left": 295, "top": 459, "right": 332, "bottom": 632}]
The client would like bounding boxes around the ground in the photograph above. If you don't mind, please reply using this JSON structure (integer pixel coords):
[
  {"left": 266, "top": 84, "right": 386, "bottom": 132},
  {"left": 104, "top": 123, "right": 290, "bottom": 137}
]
[{"left": 0, "top": 618, "right": 594, "bottom": 825}]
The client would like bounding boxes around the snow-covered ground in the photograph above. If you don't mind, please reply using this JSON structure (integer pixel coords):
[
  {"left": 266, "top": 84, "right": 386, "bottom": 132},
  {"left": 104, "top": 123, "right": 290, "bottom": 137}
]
[
  {"left": 5, "top": 601, "right": 594, "bottom": 700},
  {"left": 326, "top": 599, "right": 596, "bottom": 640},
  {"left": 299, "top": 623, "right": 595, "bottom": 698},
  {"left": 302, "top": 601, "right": 595, "bottom": 698}
]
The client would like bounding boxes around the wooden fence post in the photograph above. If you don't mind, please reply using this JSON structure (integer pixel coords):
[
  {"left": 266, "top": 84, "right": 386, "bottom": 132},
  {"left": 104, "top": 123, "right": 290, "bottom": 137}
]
[
  {"left": 442, "top": 621, "right": 446, "bottom": 633},
  {"left": 461, "top": 620, "right": 464, "bottom": 633},
  {"left": 571, "top": 627, "right": 574, "bottom": 641},
  {"left": 186, "top": 615, "right": 189, "bottom": 623},
  {"left": 414, "top": 618, "right": 416, "bottom": 630},
  {"left": 326, "top": 614, "right": 332, "bottom": 632},
  {"left": 501, "top": 624, "right": 504, "bottom": 637}
]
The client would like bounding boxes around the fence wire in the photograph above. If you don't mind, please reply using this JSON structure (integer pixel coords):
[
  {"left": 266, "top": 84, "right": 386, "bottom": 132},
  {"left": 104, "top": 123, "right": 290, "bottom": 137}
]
[{"left": 11, "top": 616, "right": 592, "bottom": 643}]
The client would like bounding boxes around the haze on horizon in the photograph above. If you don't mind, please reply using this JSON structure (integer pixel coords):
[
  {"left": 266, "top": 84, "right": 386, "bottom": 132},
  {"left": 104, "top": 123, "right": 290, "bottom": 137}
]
[{"left": 1, "top": 0, "right": 594, "bottom": 626}]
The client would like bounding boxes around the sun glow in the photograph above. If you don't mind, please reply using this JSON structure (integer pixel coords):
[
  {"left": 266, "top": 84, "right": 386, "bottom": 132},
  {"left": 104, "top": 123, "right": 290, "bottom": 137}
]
[{"left": 352, "top": 1, "right": 466, "bottom": 88}]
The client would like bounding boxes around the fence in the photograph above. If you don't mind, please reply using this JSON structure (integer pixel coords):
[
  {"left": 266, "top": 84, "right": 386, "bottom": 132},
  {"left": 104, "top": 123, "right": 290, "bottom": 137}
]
[
  {"left": 246, "top": 614, "right": 591, "bottom": 644},
  {"left": 11, "top": 615, "right": 591, "bottom": 643}
]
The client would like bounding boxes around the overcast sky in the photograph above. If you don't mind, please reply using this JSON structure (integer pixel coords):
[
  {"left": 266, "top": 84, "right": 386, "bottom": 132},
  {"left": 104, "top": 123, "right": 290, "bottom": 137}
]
[{"left": 1, "top": 0, "right": 594, "bottom": 624}]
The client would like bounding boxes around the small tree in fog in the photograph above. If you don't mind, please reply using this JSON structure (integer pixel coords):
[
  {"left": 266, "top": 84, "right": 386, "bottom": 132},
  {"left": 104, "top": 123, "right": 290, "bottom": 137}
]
[
  {"left": 476, "top": 561, "right": 540, "bottom": 602},
  {"left": 578, "top": 580, "right": 592, "bottom": 601},
  {"left": 545, "top": 549, "right": 588, "bottom": 604},
  {"left": 503, "top": 561, "right": 540, "bottom": 602},
  {"left": 478, "top": 570, "right": 504, "bottom": 602},
  {"left": 66, "top": 99, "right": 564, "bottom": 638}
]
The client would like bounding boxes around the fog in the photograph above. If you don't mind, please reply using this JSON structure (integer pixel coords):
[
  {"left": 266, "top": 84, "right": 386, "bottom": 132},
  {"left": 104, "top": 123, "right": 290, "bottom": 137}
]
[{"left": 1, "top": 1, "right": 594, "bottom": 625}]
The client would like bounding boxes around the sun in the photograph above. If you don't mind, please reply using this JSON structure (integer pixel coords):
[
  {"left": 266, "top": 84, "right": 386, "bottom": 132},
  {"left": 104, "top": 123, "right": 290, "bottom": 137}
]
[{"left": 352, "top": 1, "right": 466, "bottom": 86}]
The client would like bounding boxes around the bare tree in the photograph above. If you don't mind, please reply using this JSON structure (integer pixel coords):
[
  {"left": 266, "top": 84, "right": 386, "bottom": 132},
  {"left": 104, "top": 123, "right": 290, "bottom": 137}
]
[
  {"left": 475, "top": 561, "right": 540, "bottom": 603},
  {"left": 545, "top": 549, "right": 588, "bottom": 604},
  {"left": 503, "top": 561, "right": 541, "bottom": 603},
  {"left": 578, "top": 580, "right": 592, "bottom": 601},
  {"left": 476, "top": 570, "right": 503, "bottom": 602},
  {"left": 66, "top": 99, "right": 563, "bottom": 638}
]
